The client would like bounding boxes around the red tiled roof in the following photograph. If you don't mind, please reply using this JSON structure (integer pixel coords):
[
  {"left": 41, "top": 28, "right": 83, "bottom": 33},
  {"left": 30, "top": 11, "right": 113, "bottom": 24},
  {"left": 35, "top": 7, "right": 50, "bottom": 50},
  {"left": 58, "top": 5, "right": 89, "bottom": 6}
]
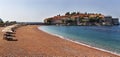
[{"left": 44, "top": 13, "right": 105, "bottom": 21}]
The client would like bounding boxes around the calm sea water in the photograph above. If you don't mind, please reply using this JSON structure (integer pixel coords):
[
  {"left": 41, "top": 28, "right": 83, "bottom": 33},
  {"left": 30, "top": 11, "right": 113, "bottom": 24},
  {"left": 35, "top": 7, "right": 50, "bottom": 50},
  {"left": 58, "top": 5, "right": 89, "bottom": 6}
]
[{"left": 39, "top": 25, "right": 120, "bottom": 54}]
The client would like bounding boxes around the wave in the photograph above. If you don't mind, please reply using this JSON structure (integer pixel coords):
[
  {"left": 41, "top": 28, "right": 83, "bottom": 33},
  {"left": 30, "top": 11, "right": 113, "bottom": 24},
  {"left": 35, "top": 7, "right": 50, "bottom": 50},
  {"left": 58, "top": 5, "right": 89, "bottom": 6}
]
[{"left": 38, "top": 27, "right": 120, "bottom": 56}]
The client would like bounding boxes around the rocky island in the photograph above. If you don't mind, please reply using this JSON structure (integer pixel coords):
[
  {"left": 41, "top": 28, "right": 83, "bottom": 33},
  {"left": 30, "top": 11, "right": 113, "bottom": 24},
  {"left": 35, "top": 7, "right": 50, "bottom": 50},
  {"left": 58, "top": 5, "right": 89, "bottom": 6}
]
[{"left": 44, "top": 12, "right": 119, "bottom": 26}]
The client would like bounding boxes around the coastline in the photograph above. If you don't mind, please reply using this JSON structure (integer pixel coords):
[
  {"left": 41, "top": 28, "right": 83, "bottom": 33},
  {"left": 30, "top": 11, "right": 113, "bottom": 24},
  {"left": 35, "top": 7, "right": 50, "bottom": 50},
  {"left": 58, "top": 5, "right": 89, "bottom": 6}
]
[
  {"left": 37, "top": 26, "right": 120, "bottom": 57},
  {"left": 39, "top": 26, "right": 120, "bottom": 56},
  {"left": 0, "top": 25, "right": 119, "bottom": 56}
]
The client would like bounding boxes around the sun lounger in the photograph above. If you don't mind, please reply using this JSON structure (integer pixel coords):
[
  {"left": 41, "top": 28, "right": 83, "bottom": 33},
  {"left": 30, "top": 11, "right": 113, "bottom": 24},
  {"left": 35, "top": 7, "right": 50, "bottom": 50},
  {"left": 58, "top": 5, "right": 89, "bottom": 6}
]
[
  {"left": 2, "top": 24, "right": 19, "bottom": 41},
  {"left": 3, "top": 32, "right": 15, "bottom": 40}
]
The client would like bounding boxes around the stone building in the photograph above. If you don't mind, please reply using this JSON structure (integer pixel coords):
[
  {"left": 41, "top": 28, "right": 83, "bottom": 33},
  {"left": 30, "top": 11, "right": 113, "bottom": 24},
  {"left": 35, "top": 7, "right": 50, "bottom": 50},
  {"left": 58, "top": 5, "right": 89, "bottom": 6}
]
[{"left": 103, "top": 16, "right": 119, "bottom": 25}]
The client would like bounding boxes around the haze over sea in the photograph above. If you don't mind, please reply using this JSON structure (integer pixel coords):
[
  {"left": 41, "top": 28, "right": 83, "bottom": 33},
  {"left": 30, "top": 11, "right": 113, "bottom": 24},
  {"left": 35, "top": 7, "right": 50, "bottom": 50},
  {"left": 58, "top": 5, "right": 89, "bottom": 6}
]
[{"left": 39, "top": 25, "right": 120, "bottom": 54}]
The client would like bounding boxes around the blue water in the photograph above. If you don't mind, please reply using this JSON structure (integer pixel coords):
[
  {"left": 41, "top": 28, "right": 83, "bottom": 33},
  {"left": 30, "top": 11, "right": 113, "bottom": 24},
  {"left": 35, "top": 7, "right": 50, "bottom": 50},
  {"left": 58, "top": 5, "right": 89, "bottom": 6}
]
[{"left": 39, "top": 26, "right": 120, "bottom": 54}]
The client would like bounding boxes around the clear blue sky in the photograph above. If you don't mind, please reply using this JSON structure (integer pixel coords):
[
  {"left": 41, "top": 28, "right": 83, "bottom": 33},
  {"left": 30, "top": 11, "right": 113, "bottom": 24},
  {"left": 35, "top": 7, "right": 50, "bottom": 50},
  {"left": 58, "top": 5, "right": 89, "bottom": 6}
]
[{"left": 0, "top": 0, "right": 119, "bottom": 22}]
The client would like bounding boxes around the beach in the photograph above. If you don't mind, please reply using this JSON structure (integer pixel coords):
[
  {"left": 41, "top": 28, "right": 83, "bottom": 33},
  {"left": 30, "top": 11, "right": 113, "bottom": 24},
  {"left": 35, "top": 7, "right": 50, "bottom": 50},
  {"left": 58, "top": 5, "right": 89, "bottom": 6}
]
[{"left": 0, "top": 25, "right": 119, "bottom": 57}]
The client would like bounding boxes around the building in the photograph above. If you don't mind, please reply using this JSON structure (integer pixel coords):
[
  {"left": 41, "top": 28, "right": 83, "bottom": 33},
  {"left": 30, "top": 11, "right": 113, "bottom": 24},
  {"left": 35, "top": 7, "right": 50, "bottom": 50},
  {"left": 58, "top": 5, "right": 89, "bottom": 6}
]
[
  {"left": 112, "top": 18, "right": 119, "bottom": 25},
  {"left": 103, "top": 16, "right": 119, "bottom": 25},
  {"left": 104, "top": 16, "right": 113, "bottom": 25},
  {"left": 44, "top": 12, "right": 119, "bottom": 26}
]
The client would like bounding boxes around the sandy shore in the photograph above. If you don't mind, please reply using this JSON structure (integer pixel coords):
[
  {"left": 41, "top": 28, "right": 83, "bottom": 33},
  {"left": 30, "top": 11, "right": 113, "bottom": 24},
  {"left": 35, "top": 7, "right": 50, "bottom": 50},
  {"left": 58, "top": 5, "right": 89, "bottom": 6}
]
[{"left": 0, "top": 25, "right": 119, "bottom": 57}]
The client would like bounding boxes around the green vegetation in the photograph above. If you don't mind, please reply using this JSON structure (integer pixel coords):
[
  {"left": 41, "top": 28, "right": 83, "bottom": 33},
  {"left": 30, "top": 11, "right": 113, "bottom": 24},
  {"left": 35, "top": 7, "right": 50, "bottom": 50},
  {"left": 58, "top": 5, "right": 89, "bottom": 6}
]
[{"left": 0, "top": 18, "right": 17, "bottom": 27}]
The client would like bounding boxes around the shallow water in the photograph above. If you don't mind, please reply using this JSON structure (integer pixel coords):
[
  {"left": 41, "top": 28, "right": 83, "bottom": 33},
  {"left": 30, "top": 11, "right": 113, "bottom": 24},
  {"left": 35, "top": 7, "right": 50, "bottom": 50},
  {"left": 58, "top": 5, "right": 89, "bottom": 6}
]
[{"left": 39, "top": 25, "right": 120, "bottom": 54}]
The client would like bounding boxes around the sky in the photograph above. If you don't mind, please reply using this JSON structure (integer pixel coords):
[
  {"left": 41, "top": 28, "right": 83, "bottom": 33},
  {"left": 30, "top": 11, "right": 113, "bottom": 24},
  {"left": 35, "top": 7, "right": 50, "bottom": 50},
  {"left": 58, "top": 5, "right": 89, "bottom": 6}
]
[{"left": 0, "top": 0, "right": 119, "bottom": 22}]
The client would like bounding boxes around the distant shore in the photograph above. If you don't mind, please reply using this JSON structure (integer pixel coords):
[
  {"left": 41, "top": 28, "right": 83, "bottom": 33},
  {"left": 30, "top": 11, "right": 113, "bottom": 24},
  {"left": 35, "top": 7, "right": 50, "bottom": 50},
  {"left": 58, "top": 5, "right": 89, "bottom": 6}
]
[{"left": 0, "top": 25, "right": 119, "bottom": 57}]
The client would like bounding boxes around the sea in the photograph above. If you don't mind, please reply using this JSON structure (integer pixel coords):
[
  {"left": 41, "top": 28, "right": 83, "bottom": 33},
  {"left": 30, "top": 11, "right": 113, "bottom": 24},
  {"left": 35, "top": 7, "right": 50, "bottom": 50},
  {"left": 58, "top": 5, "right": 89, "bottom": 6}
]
[{"left": 38, "top": 25, "right": 120, "bottom": 55}]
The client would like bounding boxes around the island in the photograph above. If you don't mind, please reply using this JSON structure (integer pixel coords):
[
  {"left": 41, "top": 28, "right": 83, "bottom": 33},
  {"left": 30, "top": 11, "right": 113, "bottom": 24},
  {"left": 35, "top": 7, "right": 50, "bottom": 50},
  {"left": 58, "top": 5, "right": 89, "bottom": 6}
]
[{"left": 44, "top": 12, "right": 119, "bottom": 26}]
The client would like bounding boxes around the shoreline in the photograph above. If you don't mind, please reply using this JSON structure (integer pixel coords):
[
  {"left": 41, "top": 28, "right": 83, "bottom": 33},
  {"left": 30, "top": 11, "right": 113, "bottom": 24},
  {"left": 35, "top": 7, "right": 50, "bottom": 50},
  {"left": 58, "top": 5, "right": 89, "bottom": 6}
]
[
  {"left": 0, "top": 25, "right": 119, "bottom": 56},
  {"left": 38, "top": 26, "right": 120, "bottom": 56}
]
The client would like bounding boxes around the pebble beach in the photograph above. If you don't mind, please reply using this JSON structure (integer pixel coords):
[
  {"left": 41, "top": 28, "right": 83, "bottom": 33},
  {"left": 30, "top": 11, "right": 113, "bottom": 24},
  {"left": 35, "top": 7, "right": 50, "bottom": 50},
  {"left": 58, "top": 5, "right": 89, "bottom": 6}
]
[{"left": 0, "top": 25, "right": 119, "bottom": 57}]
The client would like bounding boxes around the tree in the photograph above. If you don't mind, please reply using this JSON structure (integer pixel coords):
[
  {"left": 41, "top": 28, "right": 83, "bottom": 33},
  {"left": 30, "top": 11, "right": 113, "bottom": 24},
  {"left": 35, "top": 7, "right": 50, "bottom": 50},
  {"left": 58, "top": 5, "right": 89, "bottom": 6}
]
[
  {"left": 67, "top": 19, "right": 73, "bottom": 23},
  {"left": 46, "top": 18, "right": 52, "bottom": 25},
  {"left": 4, "top": 21, "right": 9, "bottom": 26},
  {"left": 0, "top": 19, "right": 4, "bottom": 26},
  {"left": 10, "top": 21, "right": 17, "bottom": 25},
  {"left": 61, "top": 19, "right": 65, "bottom": 24},
  {"left": 85, "top": 12, "right": 87, "bottom": 14},
  {"left": 71, "top": 12, "right": 76, "bottom": 16},
  {"left": 65, "top": 12, "right": 70, "bottom": 16},
  {"left": 89, "top": 18, "right": 96, "bottom": 23},
  {"left": 76, "top": 12, "right": 80, "bottom": 15},
  {"left": 57, "top": 14, "right": 60, "bottom": 16},
  {"left": 0, "top": 18, "right": 4, "bottom": 23}
]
